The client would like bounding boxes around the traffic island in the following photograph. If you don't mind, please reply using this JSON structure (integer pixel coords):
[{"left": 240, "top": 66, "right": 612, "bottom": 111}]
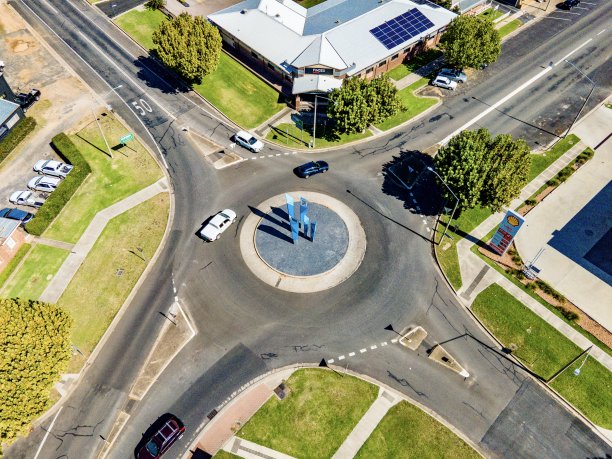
[{"left": 428, "top": 345, "right": 470, "bottom": 378}]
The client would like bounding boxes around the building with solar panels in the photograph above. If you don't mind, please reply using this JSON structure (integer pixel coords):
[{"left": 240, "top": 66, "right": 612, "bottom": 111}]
[{"left": 208, "top": 0, "right": 456, "bottom": 105}]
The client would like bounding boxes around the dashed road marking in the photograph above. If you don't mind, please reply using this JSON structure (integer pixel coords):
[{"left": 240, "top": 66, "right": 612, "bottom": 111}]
[
  {"left": 329, "top": 359, "right": 335, "bottom": 364},
  {"left": 276, "top": 153, "right": 281, "bottom": 156},
  {"left": 370, "top": 345, "right": 378, "bottom": 350},
  {"left": 268, "top": 155, "right": 274, "bottom": 158},
  {"left": 327, "top": 339, "right": 403, "bottom": 364},
  {"left": 349, "top": 352, "right": 355, "bottom": 357},
  {"left": 391, "top": 338, "right": 398, "bottom": 343},
  {"left": 284, "top": 152, "right": 290, "bottom": 155},
  {"left": 338, "top": 355, "right": 345, "bottom": 360},
  {"left": 381, "top": 342, "right": 388, "bottom": 346},
  {"left": 360, "top": 348, "right": 367, "bottom": 353}
]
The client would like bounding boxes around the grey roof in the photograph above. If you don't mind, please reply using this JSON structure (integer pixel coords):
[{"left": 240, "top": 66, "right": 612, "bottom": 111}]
[
  {"left": 0, "top": 99, "right": 19, "bottom": 124},
  {"left": 209, "top": 0, "right": 456, "bottom": 82},
  {"left": 292, "top": 75, "right": 343, "bottom": 94},
  {"left": 0, "top": 217, "right": 19, "bottom": 243}
]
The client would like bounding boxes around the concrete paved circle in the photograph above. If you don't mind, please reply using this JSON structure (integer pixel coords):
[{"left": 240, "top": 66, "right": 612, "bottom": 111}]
[
  {"left": 254, "top": 203, "right": 349, "bottom": 276},
  {"left": 240, "top": 191, "right": 366, "bottom": 293}
]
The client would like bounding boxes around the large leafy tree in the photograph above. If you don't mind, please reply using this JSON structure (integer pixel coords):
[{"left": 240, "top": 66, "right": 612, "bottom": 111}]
[
  {"left": 0, "top": 298, "right": 72, "bottom": 445},
  {"left": 440, "top": 15, "right": 501, "bottom": 69},
  {"left": 433, "top": 128, "right": 531, "bottom": 212},
  {"left": 327, "top": 76, "right": 403, "bottom": 134},
  {"left": 152, "top": 13, "right": 222, "bottom": 82}
]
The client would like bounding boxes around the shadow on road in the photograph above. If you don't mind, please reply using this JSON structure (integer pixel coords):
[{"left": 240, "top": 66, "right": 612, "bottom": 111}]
[{"left": 134, "top": 56, "right": 191, "bottom": 95}]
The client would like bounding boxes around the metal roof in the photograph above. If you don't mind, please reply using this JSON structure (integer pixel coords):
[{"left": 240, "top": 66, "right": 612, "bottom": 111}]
[
  {"left": 0, "top": 217, "right": 19, "bottom": 243},
  {"left": 292, "top": 75, "right": 343, "bottom": 94},
  {"left": 0, "top": 99, "right": 19, "bottom": 124}
]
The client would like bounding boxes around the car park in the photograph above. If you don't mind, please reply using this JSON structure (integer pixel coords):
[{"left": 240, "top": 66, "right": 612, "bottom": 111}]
[
  {"left": 295, "top": 161, "right": 329, "bottom": 178},
  {"left": 33, "top": 159, "right": 73, "bottom": 178},
  {"left": 0, "top": 207, "right": 33, "bottom": 225},
  {"left": 136, "top": 415, "right": 185, "bottom": 459},
  {"left": 437, "top": 68, "right": 467, "bottom": 83},
  {"left": 431, "top": 75, "right": 458, "bottom": 90},
  {"left": 15, "top": 89, "right": 41, "bottom": 112},
  {"left": 234, "top": 131, "right": 264, "bottom": 153},
  {"left": 27, "top": 176, "right": 61, "bottom": 193},
  {"left": 9, "top": 190, "right": 46, "bottom": 209},
  {"left": 199, "top": 209, "right": 237, "bottom": 241}
]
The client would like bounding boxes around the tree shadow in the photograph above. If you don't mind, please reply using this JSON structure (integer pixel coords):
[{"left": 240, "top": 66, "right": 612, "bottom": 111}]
[{"left": 133, "top": 55, "right": 191, "bottom": 95}]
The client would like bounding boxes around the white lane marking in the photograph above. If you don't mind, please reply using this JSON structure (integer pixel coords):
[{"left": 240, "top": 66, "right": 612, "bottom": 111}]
[
  {"left": 268, "top": 155, "right": 274, "bottom": 158},
  {"left": 250, "top": 157, "right": 257, "bottom": 160},
  {"left": 360, "top": 348, "right": 367, "bottom": 353},
  {"left": 381, "top": 342, "right": 388, "bottom": 346},
  {"left": 543, "top": 16, "right": 572, "bottom": 21},
  {"left": 422, "top": 220, "right": 427, "bottom": 225},
  {"left": 41, "top": 0, "right": 59, "bottom": 15},
  {"left": 292, "top": 152, "right": 297, "bottom": 154},
  {"left": 284, "top": 152, "right": 290, "bottom": 155},
  {"left": 328, "top": 359, "right": 335, "bottom": 364},
  {"left": 391, "top": 338, "right": 398, "bottom": 343},
  {"left": 338, "top": 355, "right": 345, "bottom": 360},
  {"left": 440, "top": 65, "right": 553, "bottom": 145},
  {"left": 33, "top": 407, "right": 63, "bottom": 459},
  {"left": 276, "top": 153, "right": 281, "bottom": 156},
  {"left": 597, "top": 28, "right": 607, "bottom": 35},
  {"left": 426, "top": 227, "right": 431, "bottom": 233},
  {"left": 555, "top": 38, "right": 593, "bottom": 65},
  {"left": 349, "top": 352, "right": 355, "bottom": 357},
  {"left": 370, "top": 345, "right": 378, "bottom": 350}
]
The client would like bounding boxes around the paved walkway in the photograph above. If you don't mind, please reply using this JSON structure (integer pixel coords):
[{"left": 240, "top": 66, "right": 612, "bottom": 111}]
[
  {"left": 451, "top": 132, "right": 612, "bottom": 372},
  {"left": 224, "top": 437, "right": 296, "bottom": 459},
  {"left": 39, "top": 178, "right": 169, "bottom": 303}
]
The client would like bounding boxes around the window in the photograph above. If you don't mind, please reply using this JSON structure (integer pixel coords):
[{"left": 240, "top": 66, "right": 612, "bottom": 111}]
[
  {"left": 392, "top": 54, "right": 399, "bottom": 59},
  {"left": 366, "top": 67, "right": 374, "bottom": 73},
  {"left": 378, "top": 61, "right": 386, "bottom": 68},
  {"left": 251, "top": 51, "right": 258, "bottom": 59},
  {"left": 267, "top": 63, "right": 274, "bottom": 70}
]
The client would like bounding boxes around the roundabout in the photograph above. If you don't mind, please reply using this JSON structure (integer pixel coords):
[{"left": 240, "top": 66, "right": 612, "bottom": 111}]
[{"left": 240, "top": 191, "right": 367, "bottom": 293}]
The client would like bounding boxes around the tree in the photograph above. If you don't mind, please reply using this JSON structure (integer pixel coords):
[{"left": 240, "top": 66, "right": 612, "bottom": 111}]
[
  {"left": 327, "top": 76, "right": 403, "bottom": 134},
  {"left": 433, "top": 129, "right": 531, "bottom": 213},
  {"left": 0, "top": 298, "right": 72, "bottom": 445},
  {"left": 152, "top": 13, "right": 222, "bottom": 82},
  {"left": 440, "top": 15, "right": 501, "bottom": 69},
  {"left": 145, "top": 0, "right": 165, "bottom": 9}
]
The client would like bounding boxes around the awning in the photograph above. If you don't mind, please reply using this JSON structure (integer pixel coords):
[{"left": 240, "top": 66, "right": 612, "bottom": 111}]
[{"left": 292, "top": 75, "right": 343, "bottom": 95}]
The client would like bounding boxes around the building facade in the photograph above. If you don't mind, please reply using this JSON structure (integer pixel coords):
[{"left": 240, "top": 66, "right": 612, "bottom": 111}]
[
  {"left": 209, "top": 0, "right": 456, "bottom": 105},
  {"left": 0, "top": 99, "right": 25, "bottom": 141},
  {"left": 0, "top": 217, "right": 25, "bottom": 272}
]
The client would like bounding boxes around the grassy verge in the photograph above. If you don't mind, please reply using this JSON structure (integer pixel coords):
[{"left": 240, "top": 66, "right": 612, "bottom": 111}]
[
  {"left": 58, "top": 193, "right": 169, "bottom": 358},
  {"left": 387, "top": 49, "right": 442, "bottom": 81},
  {"left": 0, "top": 117, "right": 37, "bottom": 165},
  {"left": 1, "top": 244, "right": 70, "bottom": 300},
  {"left": 42, "top": 115, "right": 162, "bottom": 244},
  {"left": 239, "top": 369, "right": 378, "bottom": 458},
  {"left": 472, "top": 284, "right": 612, "bottom": 428},
  {"left": 498, "top": 19, "right": 523, "bottom": 39},
  {"left": 114, "top": 8, "right": 168, "bottom": 51},
  {"left": 529, "top": 134, "right": 579, "bottom": 181},
  {"left": 194, "top": 52, "right": 285, "bottom": 129},
  {"left": 0, "top": 243, "right": 32, "bottom": 289},
  {"left": 375, "top": 78, "right": 438, "bottom": 131},
  {"left": 480, "top": 8, "right": 505, "bottom": 22},
  {"left": 212, "top": 451, "right": 241, "bottom": 459},
  {"left": 434, "top": 233, "right": 462, "bottom": 291},
  {"left": 355, "top": 401, "right": 480, "bottom": 459},
  {"left": 267, "top": 122, "right": 371, "bottom": 149}
]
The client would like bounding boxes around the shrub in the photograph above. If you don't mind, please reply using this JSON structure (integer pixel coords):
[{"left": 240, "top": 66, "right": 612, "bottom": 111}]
[
  {"left": 526, "top": 282, "right": 537, "bottom": 291},
  {"left": 525, "top": 198, "right": 537, "bottom": 206},
  {"left": 25, "top": 133, "right": 91, "bottom": 235},
  {"left": 512, "top": 255, "right": 522, "bottom": 264},
  {"left": 145, "top": 0, "right": 165, "bottom": 9},
  {"left": 558, "top": 307, "right": 578, "bottom": 321},
  {"left": 557, "top": 166, "right": 573, "bottom": 182},
  {"left": 547, "top": 178, "right": 559, "bottom": 187},
  {"left": 0, "top": 117, "right": 37, "bottom": 164},
  {"left": 515, "top": 271, "right": 525, "bottom": 280}
]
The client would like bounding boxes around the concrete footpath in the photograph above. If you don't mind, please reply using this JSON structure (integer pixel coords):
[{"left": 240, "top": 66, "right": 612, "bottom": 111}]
[{"left": 39, "top": 178, "right": 169, "bottom": 303}]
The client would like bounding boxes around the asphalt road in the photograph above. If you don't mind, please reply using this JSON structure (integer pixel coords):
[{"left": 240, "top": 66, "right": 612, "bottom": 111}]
[{"left": 5, "top": 0, "right": 612, "bottom": 458}]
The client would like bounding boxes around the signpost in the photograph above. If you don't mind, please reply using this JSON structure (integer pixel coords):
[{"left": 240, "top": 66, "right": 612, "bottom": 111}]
[
  {"left": 119, "top": 133, "right": 134, "bottom": 146},
  {"left": 489, "top": 210, "right": 525, "bottom": 255}
]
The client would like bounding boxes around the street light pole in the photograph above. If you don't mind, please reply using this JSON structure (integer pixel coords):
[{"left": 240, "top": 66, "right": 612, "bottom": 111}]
[
  {"left": 92, "top": 84, "right": 123, "bottom": 159},
  {"left": 312, "top": 94, "right": 318, "bottom": 149},
  {"left": 563, "top": 59, "right": 596, "bottom": 137},
  {"left": 427, "top": 166, "right": 459, "bottom": 244}
]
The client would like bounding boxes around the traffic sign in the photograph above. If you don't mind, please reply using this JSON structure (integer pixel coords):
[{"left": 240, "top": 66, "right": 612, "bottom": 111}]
[{"left": 119, "top": 133, "right": 134, "bottom": 144}]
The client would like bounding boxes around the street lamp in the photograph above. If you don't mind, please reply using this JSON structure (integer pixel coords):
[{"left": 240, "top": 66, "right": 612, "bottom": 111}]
[
  {"left": 573, "top": 347, "right": 590, "bottom": 376},
  {"left": 311, "top": 94, "right": 333, "bottom": 149},
  {"left": 427, "top": 166, "right": 459, "bottom": 244},
  {"left": 91, "top": 84, "right": 123, "bottom": 159},
  {"left": 563, "top": 59, "right": 596, "bottom": 136}
]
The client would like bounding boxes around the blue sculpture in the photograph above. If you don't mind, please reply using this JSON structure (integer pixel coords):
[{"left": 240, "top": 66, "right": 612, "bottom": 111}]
[
  {"left": 289, "top": 216, "right": 299, "bottom": 244},
  {"left": 310, "top": 221, "right": 317, "bottom": 242},
  {"left": 285, "top": 194, "right": 295, "bottom": 222},
  {"left": 284, "top": 194, "right": 316, "bottom": 243}
]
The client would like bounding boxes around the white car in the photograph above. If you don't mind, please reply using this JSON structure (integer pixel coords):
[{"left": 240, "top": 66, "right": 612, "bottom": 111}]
[
  {"left": 33, "top": 159, "right": 73, "bottom": 178},
  {"left": 431, "top": 76, "right": 458, "bottom": 90},
  {"left": 200, "top": 209, "right": 237, "bottom": 241},
  {"left": 9, "top": 190, "right": 46, "bottom": 208},
  {"left": 27, "top": 176, "right": 61, "bottom": 193},
  {"left": 234, "top": 131, "right": 264, "bottom": 153}
]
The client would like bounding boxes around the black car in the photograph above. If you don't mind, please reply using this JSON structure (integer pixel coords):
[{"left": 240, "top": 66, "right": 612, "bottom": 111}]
[
  {"left": 295, "top": 160, "right": 329, "bottom": 178},
  {"left": 562, "top": 0, "right": 580, "bottom": 8},
  {"left": 15, "top": 89, "right": 41, "bottom": 112},
  {"left": 136, "top": 415, "right": 185, "bottom": 459},
  {"left": 0, "top": 207, "right": 34, "bottom": 225}
]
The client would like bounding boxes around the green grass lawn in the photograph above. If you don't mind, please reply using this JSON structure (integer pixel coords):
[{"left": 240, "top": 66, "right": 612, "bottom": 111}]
[
  {"left": 267, "top": 122, "right": 371, "bottom": 149},
  {"left": 435, "top": 235, "right": 462, "bottom": 291},
  {"left": 480, "top": 8, "right": 505, "bottom": 22},
  {"left": 239, "top": 369, "right": 378, "bottom": 458},
  {"left": 212, "top": 451, "right": 241, "bottom": 459},
  {"left": 43, "top": 115, "right": 162, "bottom": 244},
  {"left": 355, "top": 401, "right": 480, "bottom": 459},
  {"left": 114, "top": 8, "right": 168, "bottom": 51},
  {"left": 58, "top": 193, "right": 169, "bottom": 357},
  {"left": 1, "top": 244, "right": 69, "bottom": 300},
  {"left": 472, "top": 284, "right": 612, "bottom": 428},
  {"left": 528, "top": 134, "right": 579, "bottom": 181},
  {"left": 375, "top": 78, "right": 438, "bottom": 131},
  {"left": 550, "top": 358, "right": 612, "bottom": 429},
  {"left": 498, "top": 19, "right": 523, "bottom": 39},
  {"left": 387, "top": 49, "right": 443, "bottom": 81},
  {"left": 194, "top": 52, "right": 285, "bottom": 129},
  {"left": 0, "top": 243, "right": 32, "bottom": 289}
]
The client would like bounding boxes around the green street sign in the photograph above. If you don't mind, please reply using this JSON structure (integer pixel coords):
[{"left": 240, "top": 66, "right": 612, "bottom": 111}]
[
  {"left": 296, "top": 119, "right": 303, "bottom": 129},
  {"left": 119, "top": 133, "right": 134, "bottom": 144}
]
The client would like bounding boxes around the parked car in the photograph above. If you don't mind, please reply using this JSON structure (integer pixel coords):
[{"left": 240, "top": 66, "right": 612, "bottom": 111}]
[
  {"left": 562, "top": 0, "right": 580, "bottom": 9},
  {"left": 199, "top": 209, "right": 237, "bottom": 241},
  {"left": 431, "top": 76, "right": 458, "bottom": 90},
  {"left": 437, "top": 68, "right": 467, "bottom": 83},
  {"left": 9, "top": 190, "right": 46, "bottom": 208},
  {"left": 27, "top": 176, "right": 61, "bottom": 193},
  {"left": 15, "top": 89, "right": 41, "bottom": 112},
  {"left": 136, "top": 415, "right": 185, "bottom": 459},
  {"left": 0, "top": 207, "right": 33, "bottom": 225},
  {"left": 33, "top": 159, "right": 73, "bottom": 178},
  {"left": 295, "top": 161, "right": 329, "bottom": 178},
  {"left": 234, "top": 131, "right": 264, "bottom": 153}
]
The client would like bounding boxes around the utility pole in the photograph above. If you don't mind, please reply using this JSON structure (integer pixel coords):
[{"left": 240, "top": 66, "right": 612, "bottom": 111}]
[{"left": 427, "top": 167, "right": 459, "bottom": 244}]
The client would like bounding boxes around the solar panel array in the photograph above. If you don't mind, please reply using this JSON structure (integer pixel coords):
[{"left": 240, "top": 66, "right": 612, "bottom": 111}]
[{"left": 370, "top": 9, "right": 435, "bottom": 50}]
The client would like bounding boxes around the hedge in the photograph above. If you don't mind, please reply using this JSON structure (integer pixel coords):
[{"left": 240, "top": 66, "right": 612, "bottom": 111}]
[
  {"left": 0, "top": 116, "right": 37, "bottom": 164},
  {"left": 25, "top": 133, "right": 91, "bottom": 235}
]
